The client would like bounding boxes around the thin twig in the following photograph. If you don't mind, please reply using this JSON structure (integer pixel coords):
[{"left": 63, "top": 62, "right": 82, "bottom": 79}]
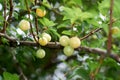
[
  {"left": 2, "top": 0, "right": 13, "bottom": 33},
  {"left": 7, "top": 0, "right": 13, "bottom": 22},
  {"left": 24, "top": 0, "right": 38, "bottom": 43},
  {"left": 80, "top": 28, "right": 103, "bottom": 40},
  {"left": 2, "top": 0, "right": 7, "bottom": 33},
  {"left": 35, "top": 0, "right": 37, "bottom": 5},
  {"left": 34, "top": 0, "right": 39, "bottom": 42}
]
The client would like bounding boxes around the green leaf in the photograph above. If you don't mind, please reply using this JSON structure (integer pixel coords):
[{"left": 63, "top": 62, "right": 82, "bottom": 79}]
[
  {"left": 62, "top": 7, "right": 93, "bottom": 23},
  {"left": 62, "top": 30, "right": 77, "bottom": 36},
  {"left": 86, "top": 19, "right": 99, "bottom": 27},
  {"left": 88, "top": 61, "right": 99, "bottom": 72},
  {"left": 42, "top": 0, "right": 52, "bottom": 9},
  {"left": 39, "top": 18, "right": 56, "bottom": 27},
  {"left": 47, "top": 28, "right": 60, "bottom": 40},
  {"left": 98, "top": 0, "right": 110, "bottom": 15},
  {"left": 62, "top": 7, "right": 82, "bottom": 23},
  {"left": 19, "top": 0, "right": 26, "bottom": 10},
  {"left": 1, "top": 37, "right": 9, "bottom": 45},
  {"left": 3, "top": 72, "right": 19, "bottom": 80},
  {"left": 57, "top": 20, "right": 71, "bottom": 29},
  {"left": 80, "top": 12, "right": 93, "bottom": 21},
  {"left": 69, "top": 67, "right": 90, "bottom": 80}
]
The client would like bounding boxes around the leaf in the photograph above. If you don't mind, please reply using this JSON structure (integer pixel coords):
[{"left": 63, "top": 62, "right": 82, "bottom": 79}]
[
  {"left": 47, "top": 28, "right": 60, "bottom": 40},
  {"left": 1, "top": 37, "right": 9, "bottom": 45},
  {"left": 39, "top": 18, "right": 56, "bottom": 27},
  {"left": 88, "top": 61, "right": 99, "bottom": 72},
  {"left": 57, "top": 20, "right": 71, "bottom": 29},
  {"left": 19, "top": 0, "right": 26, "bottom": 10},
  {"left": 42, "top": 0, "right": 52, "bottom": 9},
  {"left": 62, "top": 7, "right": 93, "bottom": 23},
  {"left": 3, "top": 72, "right": 19, "bottom": 80},
  {"left": 69, "top": 67, "right": 90, "bottom": 80},
  {"left": 62, "top": 30, "right": 77, "bottom": 36},
  {"left": 62, "top": 7, "right": 82, "bottom": 23},
  {"left": 80, "top": 12, "right": 93, "bottom": 21},
  {"left": 98, "top": 0, "right": 110, "bottom": 15},
  {"left": 86, "top": 19, "right": 99, "bottom": 27}
]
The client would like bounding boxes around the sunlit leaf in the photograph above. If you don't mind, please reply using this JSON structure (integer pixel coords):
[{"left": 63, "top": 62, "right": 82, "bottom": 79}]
[
  {"left": 3, "top": 72, "right": 19, "bottom": 80},
  {"left": 39, "top": 18, "right": 56, "bottom": 27}
]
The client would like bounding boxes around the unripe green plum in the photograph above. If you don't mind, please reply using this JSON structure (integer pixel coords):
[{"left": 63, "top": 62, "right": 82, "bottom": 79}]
[
  {"left": 36, "top": 49, "right": 46, "bottom": 58},
  {"left": 92, "top": 35, "right": 97, "bottom": 39},
  {"left": 63, "top": 46, "right": 74, "bottom": 56}
]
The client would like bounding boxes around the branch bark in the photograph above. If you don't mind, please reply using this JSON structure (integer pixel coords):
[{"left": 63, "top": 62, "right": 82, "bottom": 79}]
[
  {"left": 24, "top": 0, "right": 38, "bottom": 43},
  {"left": 107, "top": 0, "right": 114, "bottom": 54},
  {"left": 0, "top": 32, "right": 120, "bottom": 64},
  {"left": 2, "top": 0, "right": 13, "bottom": 33},
  {"left": 2, "top": 0, "right": 7, "bottom": 33},
  {"left": 80, "top": 28, "right": 103, "bottom": 40}
]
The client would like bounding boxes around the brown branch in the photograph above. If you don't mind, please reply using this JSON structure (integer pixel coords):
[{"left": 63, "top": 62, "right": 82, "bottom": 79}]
[
  {"left": 0, "top": 32, "right": 120, "bottom": 64},
  {"left": 0, "top": 33, "right": 16, "bottom": 41},
  {"left": 34, "top": 0, "right": 39, "bottom": 41},
  {"left": 24, "top": 0, "right": 38, "bottom": 43},
  {"left": 35, "top": 0, "right": 37, "bottom": 4},
  {"left": 34, "top": 0, "right": 39, "bottom": 38},
  {"left": 90, "top": 1, "right": 114, "bottom": 79},
  {"left": 7, "top": 0, "right": 13, "bottom": 22},
  {"left": 35, "top": 17, "right": 39, "bottom": 35},
  {"left": 2, "top": 0, "right": 7, "bottom": 33},
  {"left": 2, "top": 0, "right": 13, "bottom": 33},
  {"left": 80, "top": 28, "right": 103, "bottom": 40},
  {"left": 79, "top": 47, "right": 120, "bottom": 63},
  {"left": 107, "top": 0, "right": 114, "bottom": 54}
]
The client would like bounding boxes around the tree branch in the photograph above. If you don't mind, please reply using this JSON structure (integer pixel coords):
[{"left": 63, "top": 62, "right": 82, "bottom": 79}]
[
  {"left": 2, "top": 0, "right": 7, "bottom": 33},
  {"left": 2, "top": 0, "right": 13, "bottom": 33},
  {"left": 24, "top": 0, "right": 38, "bottom": 43},
  {"left": 107, "top": 0, "right": 114, "bottom": 54},
  {"left": 0, "top": 32, "right": 120, "bottom": 64},
  {"left": 80, "top": 28, "right": 103, "bottom": 40},
  {"left": 7, "top": 0, "right": 13, "bottom": 22}
]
